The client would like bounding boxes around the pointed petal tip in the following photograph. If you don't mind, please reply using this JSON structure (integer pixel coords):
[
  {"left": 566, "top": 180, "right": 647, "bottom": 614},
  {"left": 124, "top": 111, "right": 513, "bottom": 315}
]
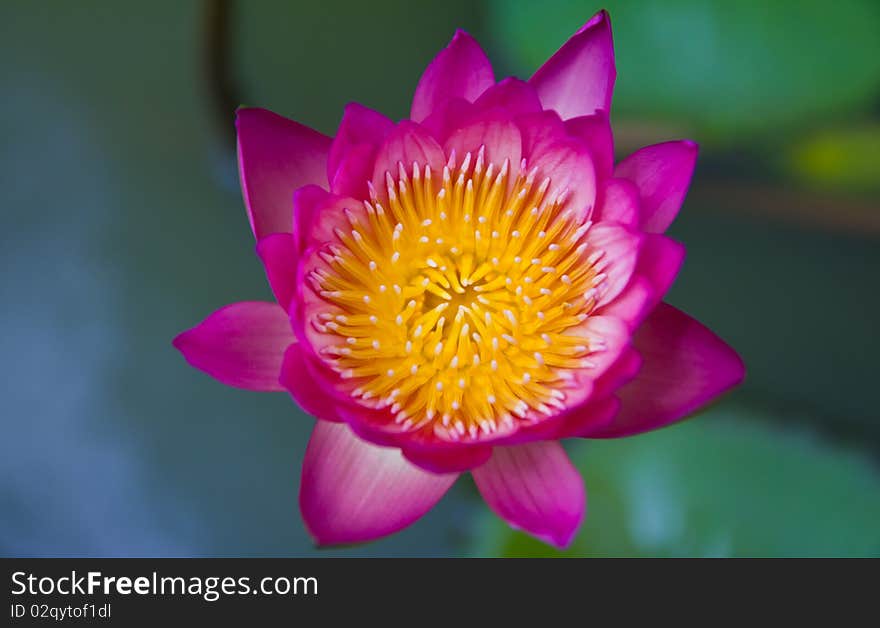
[
  {"left": 530, "top": 9, "right": 615, "bottom": 119},
  {"left": 577, "top": 8, "right": 610, "bottom": 34}
]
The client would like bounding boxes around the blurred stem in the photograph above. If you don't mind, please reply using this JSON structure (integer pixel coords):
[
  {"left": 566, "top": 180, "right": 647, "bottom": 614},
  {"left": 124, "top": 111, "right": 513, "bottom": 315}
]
[{"left": 204, "top": 0, "right": 240, "bottom": 148}]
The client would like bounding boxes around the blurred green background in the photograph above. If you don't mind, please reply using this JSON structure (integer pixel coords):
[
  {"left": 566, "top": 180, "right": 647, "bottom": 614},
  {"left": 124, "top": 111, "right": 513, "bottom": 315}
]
[{"left": 1, "top": 0, "right": 878, "bottom": 557}]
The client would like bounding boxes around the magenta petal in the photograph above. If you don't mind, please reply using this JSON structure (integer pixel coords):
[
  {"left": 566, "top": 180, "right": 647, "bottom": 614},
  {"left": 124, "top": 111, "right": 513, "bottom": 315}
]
[
  {"left": 403, "top": 444, "right": 493, "bottom": 474},
  {"left": 565, "top": 112, "right": 614, "bottom": 180},
  {"left": 558, "top": 395, "right": 622, "bottom": 438},
  {"left": 236, "top": 108, "right": 331, "bottom": 240},
  {"left": 420, "top": 97, "right": 476, "bottom": 144},
  {"left": 634, "top": 234, "right": 685, "bottom": 311},
  {"left": 590, "top": 303, "right": 745, "bottom": 438},
  {"left": 279, "top": 344, "right": 343, "bottom": 423},
  {"left": 528, "top": 137, "right": 597, "bottom": 220},
  {"left": 614, "top": 140, "right": 698, "bottom": 233},
  {"left": 592, "top": 232, "right": 681, "bottom": 328},
  {"left": 173, "top": 301, "right": 294, "bottom": 392},
  {"left": 444, "top": 116, "right": 522, "bottom": 179},
  {"left": 327, "top": 103, "right": 394, "bottom": 184},
  {"left": 371, "top": 121, "right": 447, "bottom": 197},
  {"left": 330, "top": 143, "right": 377, "bottom": 200},
  {"left": 594, "top": 178, "right": 639, "bottom": 226},
  {"left": 529, "top": 10, "right": 615, "bottom": 120},
  {"left": 410, "top": 30, "right": 495, "bottom": 122},
  {"left": 256, "top": 233, "right": 299, "bottom": 311},
  {"left": 471, "top": 77, "right": 543, "bottom": 118},
  {"left": 517, "top": 110, "right": 567, "bottom": 157},
  {"left": 584, "top": 222, "right": 642, "bottom": 306},
  {"left": 595, "top": 276, "right": 654, "bottom": 330},
  {"left": 472, "top": 441, "right": 585, "bottom": 548},
  {"left": 300, "top": 422, "right": 458, "bottom": 546},
  {"left": 294, "top": 188, "right": 363, "bottom": 253}
]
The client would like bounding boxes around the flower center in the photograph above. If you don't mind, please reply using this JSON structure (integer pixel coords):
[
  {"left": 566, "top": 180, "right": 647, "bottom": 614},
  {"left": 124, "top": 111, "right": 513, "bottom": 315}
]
[{"left": 308, "top": 148, "right": 609, "bottom": 441}]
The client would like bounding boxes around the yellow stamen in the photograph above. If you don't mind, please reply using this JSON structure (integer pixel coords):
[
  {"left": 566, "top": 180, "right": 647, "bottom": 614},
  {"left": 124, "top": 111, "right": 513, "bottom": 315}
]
[{"left": 308, "top": 148, "right": 608, "bottom": 441}]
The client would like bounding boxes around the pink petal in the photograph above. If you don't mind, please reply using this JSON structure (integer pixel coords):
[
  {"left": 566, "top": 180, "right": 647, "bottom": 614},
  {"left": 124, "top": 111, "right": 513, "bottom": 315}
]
[
  {"left": 371, "top": 121, "right": 447, "bottom": 199},
  {"left": 472, "top": 441, "right": 585, "bottom": 548},
  {"left": 327, "top": 103, "right": 394, "bottom": 184},
  {"left": 471, "top": 77, "right": 543, "bottom": 118},
  {"left": 300, "top": 421, "right": 458, "bottom": 545},
  {"left": 279, "top": 344, "right": 344, "bottom": 423},
  {"left": 571, "top": 314, "right": 631, "bottom": 380},
  {"left": 565, "top": 112, "right": 614, "bottom": 180},
  {"left": 294, "top": 188, "right": 363, "bottom": 253},
  {"left": 593, "top": 178, "right": 640, "bottom": 226},
  {"left": 256, "top": 233, "right": 299, "bottom": 311},
  {"left": 173, "top": 301, "right": 294, "bottom": 391},
  {"left": 634, "top": 234, "right": 685, "bottom": 310},
  {"left": 590, "top": 303, "right": 745, "bottom": 438},
  {"left": 330, "top": 143, "right": 378, "bottom": 200},
  {"left": 595, "top": 276, "right": 654, "bottom": 329},
  {"left": 403, "top": 444, "right": 493, "bottom": 474},
  {"left": 527, "top": 136, "right": 597, "bottom": 220},
  {"left": 410, "top": 30, "right": 495, "bottom": 122},
  {"left": 420, "top": 97, "right": 476, "bottom": 144},
  {"left": 614, "top": 140, "right": 699, "bottom": 233},
  {"left": 591, "top": 346, "right": 643, "bottom": 399},
  {"left": 443, "top": 116, "right": 522, "bottom": 181},
  {"left": 558, "top": 395, "right": 622, "bottom": 438},
  {"left": 517, "top": 110, "right": 567, "bottom": 157},
  {"left": 583, "top": 222, "right": 642, "bottom": 306},
  {"left": 529, "top": 10, "right": 615, "bottom": 120},
  {"left": 594, "top": 233, "right": 683, "bottom": 328},
  {"left": 236, "top": 108, "right": 331, "bottom": 240}
]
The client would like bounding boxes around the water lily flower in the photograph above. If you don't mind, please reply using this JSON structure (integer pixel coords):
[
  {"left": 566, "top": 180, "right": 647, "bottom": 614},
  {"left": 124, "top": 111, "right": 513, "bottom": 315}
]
[{"left": 174, "top": 10, "right": 744, "bottom": 549}]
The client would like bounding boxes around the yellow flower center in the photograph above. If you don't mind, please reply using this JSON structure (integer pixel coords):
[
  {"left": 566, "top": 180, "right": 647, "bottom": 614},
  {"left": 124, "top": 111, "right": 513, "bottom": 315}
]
[{"left": 309, "top": 148, "right": 608, "bottom": 440}]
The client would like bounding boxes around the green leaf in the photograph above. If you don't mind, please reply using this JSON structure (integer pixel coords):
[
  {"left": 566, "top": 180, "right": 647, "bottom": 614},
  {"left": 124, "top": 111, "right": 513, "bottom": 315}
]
[
  {"left": 489, "top": 0, "right": 880, "bottom": 140},
  {"left": 470, "top": 407, "right": 880, "bottom": 557}
]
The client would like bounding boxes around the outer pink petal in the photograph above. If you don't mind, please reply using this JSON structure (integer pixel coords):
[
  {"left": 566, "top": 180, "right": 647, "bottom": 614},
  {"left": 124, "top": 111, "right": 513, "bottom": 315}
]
[
  {"left": 529, "top": 10, "right": 615, "bottom": 120},
  {"left": 279, "top": 344, "right": 343, "bottom": 423},
  {"left": 371, "top": 121, "right": 447, "bottom": 199},
  {"left": 589, "top": 303, "right": 745, "bottom": 438},
  {"left": 635, "top": 234, "right": 685, "bottom": 308},
  {"left": 614, "top": 140, "right": 698, "bottom": 233},
  {"left": 472, "top": 441, "right": 585, "bottom": 548},
  {"left": 327, "top": 103, "right": 394, "bottom": 183},
  {"left": 173, "top": 301, "right": 294, "bottom": 392},
  {"left": 594, "top": 178, "right": 639, "bottom": 226},
  {"left": 410, "top": 30, "right": 495, "bottom": 122},
  {"left": 300, "top": 421, "right": 458, "bottom": 545},
  {"left": 256, "top": 233, "right": 299, "bottom": 311},
  {"left": 565, "top": 112, "right": 614, "bottom": 180},
  {"left": 236, "top": 108, "right": 331, "bottom": 239}
]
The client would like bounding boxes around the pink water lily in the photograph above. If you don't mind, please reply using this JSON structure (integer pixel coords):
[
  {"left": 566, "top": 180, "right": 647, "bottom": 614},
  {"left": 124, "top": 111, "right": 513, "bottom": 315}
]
[{"left": 174, "top": 10, "right": 744, "bottom": 549}]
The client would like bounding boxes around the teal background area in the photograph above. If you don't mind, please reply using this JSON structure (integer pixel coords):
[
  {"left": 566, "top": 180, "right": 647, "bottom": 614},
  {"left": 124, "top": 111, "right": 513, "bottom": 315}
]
[{"left": 1, "top": 1, "right": 878, "bottom": 557}]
